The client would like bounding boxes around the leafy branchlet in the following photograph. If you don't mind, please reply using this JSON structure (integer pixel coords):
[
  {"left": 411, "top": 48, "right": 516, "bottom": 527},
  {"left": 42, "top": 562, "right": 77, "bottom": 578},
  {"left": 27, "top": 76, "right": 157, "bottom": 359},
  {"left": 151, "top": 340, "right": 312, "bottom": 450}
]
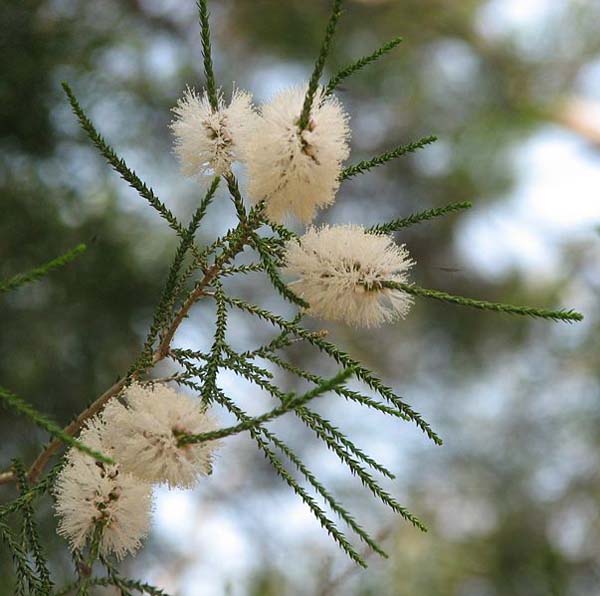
[
  {"left": 299, "top": 0, "right": 344, "bottom": 130},
  {"left": 325, "top": 36, "right": 403, "bottom": 96},
  {"left": 341, "top": 135, "right": 438, "bottom": 180},
  {"left": 0, "top": 244, "right": 86, "bottom": 294},
  {"left": 0, "top": 0, "right": 584, "bottom": 589}
]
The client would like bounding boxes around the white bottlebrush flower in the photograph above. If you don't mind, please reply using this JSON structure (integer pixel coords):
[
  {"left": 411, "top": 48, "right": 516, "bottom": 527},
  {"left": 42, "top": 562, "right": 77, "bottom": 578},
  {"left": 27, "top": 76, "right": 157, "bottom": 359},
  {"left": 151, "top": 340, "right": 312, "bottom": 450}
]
[
  {"left": 171, "top": 87, "right": 256, "bottom": 177},
  {"left": 102, "top": 382, "right": 219, "bottom": 489},
  {"left": 283, "top": 225, "right": 414, "bottom": 328},
  {"left": 54, "top": 417, "right": 152, "bottom": 559},
  {"left": 242, "top": 86, "right": 351, "bottom": 223}
]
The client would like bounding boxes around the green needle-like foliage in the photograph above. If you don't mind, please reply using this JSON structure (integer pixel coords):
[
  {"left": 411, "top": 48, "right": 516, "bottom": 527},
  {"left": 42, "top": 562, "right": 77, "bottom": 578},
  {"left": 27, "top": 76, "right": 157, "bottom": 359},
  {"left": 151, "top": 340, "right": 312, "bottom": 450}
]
[
  {"left": 220, "top": 294, "right": 443, "bottom": 444},
  {"left": 384, "top": 282, "right": 584, "bottom": 323},
  {"left": 211, "top": 388, "right": 370, "bottom": 566},
  {"left": 177, "top": 367, "right": 354, "bottom": 444},
  {"left": 197, "top": 0, "right": 219, "bottom": 110},
  {"left": 61, "top": 83, "right": 199, "bottom": 251},
  {"left": 299, "top": 0, "right": 344, "bottom": 130},
  {"left": 262, "top": 351, "right": 407, "bottom": 420},
  {"left": 341, "top": 135, "right": 438, "bottom": 180},
  {"left": 0, "top": 244, "right": 86, "bottom": 294},
  {"left": 369, "top": 201, "right": 473, "bottom": 234},
  {"left": 0, "top": 465, "right": 62, "bottom": 519},
  {"left": 202, "top": 281, "right": 228, "bottom": 403},
  {"left": 1, "top": 518, "right": 41, "bottom": 595},
  {"left": 325, "top": 36, "right": 403, "bottom": 95},
  {"left": 135, "top": 177, "right": 221, "bottom": 369},
  {"left": 253, "top": 233, "right": 310, "bottom": 308},
  {"left": 220, "top": 349, "right": 396, "bottom": 479},
  {"left": 12, "top": 461, "right": 53, "bottom": 595}
]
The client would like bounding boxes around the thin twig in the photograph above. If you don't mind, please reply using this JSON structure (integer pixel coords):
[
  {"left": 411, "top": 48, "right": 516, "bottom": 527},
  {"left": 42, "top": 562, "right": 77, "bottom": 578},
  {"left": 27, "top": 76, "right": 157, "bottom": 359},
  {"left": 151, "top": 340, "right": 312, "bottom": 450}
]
[
  {"left": 156, "top": 202, "right": 264, "bottom": 358},
  {"left": 26, "top": 377, "right": 129, "bottom": 485}
]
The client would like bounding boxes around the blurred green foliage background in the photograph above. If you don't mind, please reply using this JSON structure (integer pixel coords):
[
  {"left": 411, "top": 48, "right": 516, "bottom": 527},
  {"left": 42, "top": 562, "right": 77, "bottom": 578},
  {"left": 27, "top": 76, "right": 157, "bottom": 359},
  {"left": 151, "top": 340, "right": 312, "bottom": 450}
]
[{"left": 1, "top": 0, "right": 599, "bottom": 594}]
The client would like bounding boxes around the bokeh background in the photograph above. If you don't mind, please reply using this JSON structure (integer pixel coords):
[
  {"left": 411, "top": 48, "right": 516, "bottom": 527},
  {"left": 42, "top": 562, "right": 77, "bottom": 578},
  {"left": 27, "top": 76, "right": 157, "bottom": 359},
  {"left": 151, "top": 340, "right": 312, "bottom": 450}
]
[{"left": 1, "top": 0, "right": 599, "bottom": 594}]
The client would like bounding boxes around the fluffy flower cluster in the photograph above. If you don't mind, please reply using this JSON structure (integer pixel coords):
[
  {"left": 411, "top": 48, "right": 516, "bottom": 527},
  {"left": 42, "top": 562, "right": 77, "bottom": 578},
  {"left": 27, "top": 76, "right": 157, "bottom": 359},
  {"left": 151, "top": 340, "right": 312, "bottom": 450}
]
[
  {"left": 102, "top": 382, "right": 218, "bottom": 489},
  {"left": 283, "top": 225, "right": 414, "bottom": 328},
  {"left": 54, "top": 418, "right": 152, "bottom": 559},
  {"left": 54, "top": 383, "right": 219, "bottom": 558},
  {"left": 171, "top": 85, "right": 350, "bottom": 223},
  {"left": 171, "top": 88, "right": 256, "bottom": 177},
  {"left": 243, "top": 86, "right": 351, "bottom": 223},
  {"left": 171, "top": 82, "right": 416, "bottom": 329}
]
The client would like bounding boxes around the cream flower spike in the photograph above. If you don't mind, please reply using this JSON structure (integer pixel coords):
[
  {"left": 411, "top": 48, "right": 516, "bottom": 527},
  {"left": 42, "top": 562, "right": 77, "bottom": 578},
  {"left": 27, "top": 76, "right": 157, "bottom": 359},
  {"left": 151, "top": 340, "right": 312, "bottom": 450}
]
[
  {"left": 242, "top": 85, "right": 351, "bottom": 223},
  {"left": 283, "top": 225, "right": 414, "bottom": 328},
  {"left": 102, "top": 382, "right": 219, "bottom": 489},
  {"left": 171, "top": 87, "right": 257, "bottom": 177},
  {"left": 53, "top": 417, "right": 152, "bottom": 559}
]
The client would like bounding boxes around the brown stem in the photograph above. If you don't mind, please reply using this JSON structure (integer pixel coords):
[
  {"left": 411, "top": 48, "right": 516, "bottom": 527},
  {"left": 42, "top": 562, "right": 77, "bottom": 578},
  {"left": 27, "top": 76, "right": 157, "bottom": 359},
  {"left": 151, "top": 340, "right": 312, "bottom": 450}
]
[
  {"left": 156, "top": 274, "right": 212, "bottom": 359},
  {"left": 0, "top": 377, "right": 130, "bottom": 486},
  {"left": 27, "top": 378, "right": 129, "bottom": 484},
  {"left": 156, "top": 204, "right": 261, "bottom": 357}
]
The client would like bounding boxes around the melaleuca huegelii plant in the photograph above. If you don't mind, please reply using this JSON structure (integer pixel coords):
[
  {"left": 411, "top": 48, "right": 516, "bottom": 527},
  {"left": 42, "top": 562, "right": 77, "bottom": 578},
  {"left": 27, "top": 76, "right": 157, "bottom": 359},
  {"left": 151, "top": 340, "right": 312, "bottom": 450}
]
[{"left": 0, "top": 0, "right": 584, "bottom": 592}]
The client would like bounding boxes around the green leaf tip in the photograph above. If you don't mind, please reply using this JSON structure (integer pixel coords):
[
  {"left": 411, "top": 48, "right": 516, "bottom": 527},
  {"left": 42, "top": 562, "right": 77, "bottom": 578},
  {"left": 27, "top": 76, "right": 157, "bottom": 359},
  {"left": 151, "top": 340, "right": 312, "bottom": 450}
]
[
  {"left": 299, "top": 0, "right": 345, "bottom": 130},
  {"left": 196, "top": 0, "right": 219, "bottom": 111},
  {"left": 0, "top": 243, "right": 87, "bottom": 294},
  {"left": 369, "top": 201, "right": 473, "bottom": 234},
  {"left": 341, "top": 135, "right": 438, "bottom": 180},
  {"left": 385, "top": 282, "right": 584, "bottom": 324},
  {"left": 326, "top": 35, "right": 404, "bottom": 95}
]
